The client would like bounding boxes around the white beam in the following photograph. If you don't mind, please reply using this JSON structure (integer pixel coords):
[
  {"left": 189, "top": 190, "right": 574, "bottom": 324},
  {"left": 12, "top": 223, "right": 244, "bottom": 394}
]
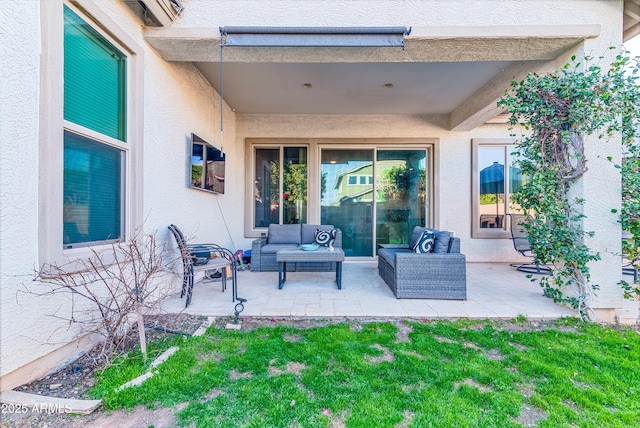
[{"left": 449, "top": 60, "right": 557, "bottom": 131}]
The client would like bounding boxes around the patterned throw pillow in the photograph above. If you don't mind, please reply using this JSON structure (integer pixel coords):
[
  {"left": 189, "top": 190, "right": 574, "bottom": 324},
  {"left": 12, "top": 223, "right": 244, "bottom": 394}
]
[
  {"left": 315, "top": 229, "right": 337, "bottom": 248},
  {"left": 413, "top": 230, "right": 435, "bottom": 253}
]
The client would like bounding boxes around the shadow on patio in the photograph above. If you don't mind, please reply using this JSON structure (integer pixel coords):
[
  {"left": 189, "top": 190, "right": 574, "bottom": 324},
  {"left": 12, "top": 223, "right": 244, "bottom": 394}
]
[{"left": 160, "top": 262, "right": 584, "bottom": 320}]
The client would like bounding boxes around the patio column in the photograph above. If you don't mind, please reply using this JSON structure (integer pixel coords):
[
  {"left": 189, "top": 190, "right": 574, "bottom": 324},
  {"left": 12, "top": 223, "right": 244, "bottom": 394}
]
[{"left": 579, "top": 132, "right": 624, "bottom": 322}]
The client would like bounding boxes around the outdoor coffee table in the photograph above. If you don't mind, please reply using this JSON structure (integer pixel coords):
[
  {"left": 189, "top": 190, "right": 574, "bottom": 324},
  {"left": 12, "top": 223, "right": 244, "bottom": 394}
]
[{"left": 276, "top": 247, "right": 345, "bottom": 289}]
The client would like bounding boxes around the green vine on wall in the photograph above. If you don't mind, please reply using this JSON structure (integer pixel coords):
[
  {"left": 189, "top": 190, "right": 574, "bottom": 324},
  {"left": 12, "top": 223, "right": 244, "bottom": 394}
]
[{"left": 498, "top": 49, "right": 640, "bottom": 320}]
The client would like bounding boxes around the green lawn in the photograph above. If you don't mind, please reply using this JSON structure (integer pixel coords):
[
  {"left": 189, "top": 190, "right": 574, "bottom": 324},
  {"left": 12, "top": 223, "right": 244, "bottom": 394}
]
[{"left": 90, "top": 317, "right": 640, "bottom": 427}]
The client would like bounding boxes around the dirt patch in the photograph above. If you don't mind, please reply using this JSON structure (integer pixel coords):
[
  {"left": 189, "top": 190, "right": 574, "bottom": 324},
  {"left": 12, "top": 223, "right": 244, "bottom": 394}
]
[
  {"left": 509, "top": 341, "right": 528, "bottom": 351},
  {"left": 570, "top": 379, "right": 594, "bottom": 389},
  {"left": 515, "top": 404, "right": 548, "bottom": 427},
  {"left": 268, "top": 360, "right": 306, "bottom": 376},
  {"left": 229, "top": 369, "right": 253, "bottom": 380},
  {"left": 283, "top": 333, "right": 303, "bottom": 342},
  {"left": 463, "top": 341, "right": 481, "bottom": 350},
  {"left": 325, "top": 409, "right": 348, "bottom": 428},
  {"left": 396, "top": 409, "right": 415, "bottom": 428},
  {"left": 366, "top": 344, "right": 395, "bottom": 363},
  {"left": 484, "top": 348, "right": 506, "bottom": 361},
  {"left": 222, "top": 316, "right": 343, "bottom": 331},
  {"left": 563, "top": 399, "right": 579, "bottom": 412},
  {"left": 517, "top": 381, "right": 536, "bottom": 399},
  {"left": 12, "top": 313, "right": 206, "bottom": 401},
  {"left": 433, "top": 335, "right": 456, "bottom": 344},
  {"left": 202, "top": 389, "right": 225, "bottom": 402},
  {"left": 395, "top": 321, "right": 413, "bottom": 343},
  {"left": 454, "top": 378, "right": 492, "bottom": 393},
  {"left": 397, "top": 349, "right": 424, "bottom": 360},
  {"left": 2, "top": 404, "right": 180, "bottom": 428}
]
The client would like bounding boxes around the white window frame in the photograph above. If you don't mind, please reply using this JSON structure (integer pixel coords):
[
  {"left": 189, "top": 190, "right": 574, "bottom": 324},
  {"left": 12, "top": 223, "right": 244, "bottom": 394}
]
[
  {"left": 245, "top": 138, "right": 436, "bottom": 240},
  {"left": 471, "top": 138, "right": 518, "bottom": 239},
  {"left": 250, "top": 144, "right": 310, "bottom": 229},
  {"left": 39, "top": 0, "right": 144, "bottom": 265}
]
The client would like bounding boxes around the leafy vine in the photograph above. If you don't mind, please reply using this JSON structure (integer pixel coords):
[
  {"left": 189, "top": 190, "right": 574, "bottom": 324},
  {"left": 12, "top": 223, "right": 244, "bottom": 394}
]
[{"left": 498, "top": 49, "right": 640, "bottom": 319}]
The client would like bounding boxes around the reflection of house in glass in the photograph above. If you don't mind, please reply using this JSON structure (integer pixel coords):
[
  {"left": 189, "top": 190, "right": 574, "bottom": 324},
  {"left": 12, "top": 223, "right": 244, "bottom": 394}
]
[
  {"left": 205, "top": 157, "right": 225, "bottom": 193},
  {"left": 330, "top": 160, "right": 410, "bottom": 205},
  {"left": 334, "top": 163, "right": 375, "bottom": 205},
  {"left": 191, "top": 135, "right": 225, "bottom": 194}
]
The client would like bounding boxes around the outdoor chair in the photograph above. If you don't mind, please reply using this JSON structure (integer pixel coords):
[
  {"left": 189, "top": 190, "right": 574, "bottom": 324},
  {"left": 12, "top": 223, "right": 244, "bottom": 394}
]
[
  {"left": 168, "top": 224, "right": 240, "bottom": 307},
  {"left": 507, "top": 214, "right": 551, "bottom": 275},
  {"left": 623, "top": 261, "right": 639, "bottom": 282},
  {"left": 377, "top": 226, "right": 467, "bottom": 300},
  {"left": 622, "top": 232, "right": 639, "bottom": 282}
]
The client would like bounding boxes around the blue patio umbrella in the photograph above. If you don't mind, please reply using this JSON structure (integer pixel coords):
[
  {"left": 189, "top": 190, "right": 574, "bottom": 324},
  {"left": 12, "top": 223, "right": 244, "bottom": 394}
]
[
  {"left": 480, "top": 162, "right": 505, "bottom": 227},
  {"left": 479, "top": 162, "right": 523, "bottom": 227}
]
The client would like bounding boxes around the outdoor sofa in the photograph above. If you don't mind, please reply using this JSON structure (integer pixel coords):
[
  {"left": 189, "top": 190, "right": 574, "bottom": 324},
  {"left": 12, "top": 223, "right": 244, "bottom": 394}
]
[
  {"left": 251, "top": 224, "right": 343, "bottom": 272},
  {"left": 377, "top": 226, "right": 467, "bottom": 299}
]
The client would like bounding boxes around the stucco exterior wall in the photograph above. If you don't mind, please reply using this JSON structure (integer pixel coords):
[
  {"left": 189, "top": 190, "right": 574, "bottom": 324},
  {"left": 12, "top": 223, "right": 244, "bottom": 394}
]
[
  {"left": 0, "top": 0, "right": 47, "bottom": 383},
  {"left": 0, "top": 0, "right": 628, "bottom": 385},
  {"left": 0, "top": 0, "right": 239, "bottom": 383},
  {"left": 177, "top": 0, "right": 621, "bottom": 30}
]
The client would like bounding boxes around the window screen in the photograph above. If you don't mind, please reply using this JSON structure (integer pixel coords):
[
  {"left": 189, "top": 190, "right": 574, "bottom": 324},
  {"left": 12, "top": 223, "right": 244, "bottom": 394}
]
[
  {"left": 63, "top": 6, "right": 126, "bottom": 247},
  {"left": 64, "top": 6, "right": 126, "bottom": 141},
  {"left": 64, "top": 131, "right": 122, "bottom": 246}
]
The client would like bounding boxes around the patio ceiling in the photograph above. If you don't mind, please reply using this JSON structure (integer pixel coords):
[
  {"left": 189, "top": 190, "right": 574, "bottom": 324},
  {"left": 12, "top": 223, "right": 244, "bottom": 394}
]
[
  {"left": 146, "top": 24, "right": 606, "bottom": 130},
  {"left": 625, "top": 0, "right": 640, "bottom": 42}
]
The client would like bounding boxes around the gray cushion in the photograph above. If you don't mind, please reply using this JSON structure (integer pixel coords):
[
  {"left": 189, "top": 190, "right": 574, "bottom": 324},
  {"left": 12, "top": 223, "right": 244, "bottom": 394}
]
[
  {"left": 378, "top": 248, "right": 412, "bottom": 265},
  {"left": 260, "top": 243, "right": 299, "bottom": 254},
  {"left": 433, "top": 231, "right": 451, "bottom": 253},
  {"left": 268, "top": 224, "right": 301, "bottom": 244},
  {"left": 302, "top": 224, "right": 333, "bottom": 244},
  {"left": 408, "top": 226, "right": 451, "bottom": 254}
]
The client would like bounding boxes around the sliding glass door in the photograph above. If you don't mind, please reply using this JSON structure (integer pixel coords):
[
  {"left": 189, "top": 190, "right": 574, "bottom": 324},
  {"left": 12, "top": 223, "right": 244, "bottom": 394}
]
[
  {"left": 320, "top": 148, "right": 429, "bottom": 257},
  {"left": 321, "top": 149, "right": 374, "bottom": 256},
  {"left": 375, "top": 150, "right": 427, "bottom": 248}
]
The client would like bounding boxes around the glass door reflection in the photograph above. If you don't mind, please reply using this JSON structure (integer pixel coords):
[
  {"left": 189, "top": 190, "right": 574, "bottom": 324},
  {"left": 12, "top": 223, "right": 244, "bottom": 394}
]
[
  {"left": 375, "top": 150, "right": 426, "bottom": 249},
  {"left": 321, "top": 149, "right": 374, "bottom": 256}
]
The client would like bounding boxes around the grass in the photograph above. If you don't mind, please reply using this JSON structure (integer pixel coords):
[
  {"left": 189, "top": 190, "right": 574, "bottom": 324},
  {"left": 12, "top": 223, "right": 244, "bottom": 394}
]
[{"left": 89, "top": 318, "right": 640, "bottom": 427}]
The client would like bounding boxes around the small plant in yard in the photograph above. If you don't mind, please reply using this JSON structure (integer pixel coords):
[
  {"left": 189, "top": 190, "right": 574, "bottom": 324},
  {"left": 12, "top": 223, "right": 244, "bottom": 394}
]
[
  {"left": 25, "top": 227, "right": 172, "bottom": 366},
  {"left": 86, "top": 318, "right": 639, "bottom": 427}
]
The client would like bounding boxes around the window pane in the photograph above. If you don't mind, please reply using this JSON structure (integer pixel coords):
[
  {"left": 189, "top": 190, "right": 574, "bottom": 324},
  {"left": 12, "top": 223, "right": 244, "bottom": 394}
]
[
  {"left": 254, "top": 149, "right": 280, "bottom": 227},
  {"left": 64, "top": 131, "right": 122, "bottom": 246},
  {"left": 321, "top": 149, "right": 374, "bottom": 256},
  {"left": 64, "top": 6, "right": 126, "bottom": 141},
  {"left": 204, "top": 145, "right": 225, "bottom": 194},
  {"left": 508, "top": 150, "right": 525, "bottom": 213},
  {"left": 191, "top": 143, "right": 204, "bottom": 188},
  {"left": 376, "top": 150, "right": 427, "bottom": 247},
  {"left": 283, "top": 147, "right": 307, "bottom": 224},
  {"left": 478, "top": 147, "right": 506, "bottom": 229}
]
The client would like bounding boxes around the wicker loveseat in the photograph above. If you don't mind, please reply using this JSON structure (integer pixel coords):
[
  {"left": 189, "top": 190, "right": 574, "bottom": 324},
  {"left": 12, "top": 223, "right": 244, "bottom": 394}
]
[
  {"left": 251, "top": 224, "right": 343, "bottom": 272},
  {"left": 377, "top": 226, "right": 467, "bottom": 299}
]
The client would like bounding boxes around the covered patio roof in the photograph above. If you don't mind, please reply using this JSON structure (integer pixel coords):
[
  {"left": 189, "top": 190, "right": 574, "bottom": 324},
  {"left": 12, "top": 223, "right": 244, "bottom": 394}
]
[{"left": 144, "top": 24, "right": 601, "bottom": 131}]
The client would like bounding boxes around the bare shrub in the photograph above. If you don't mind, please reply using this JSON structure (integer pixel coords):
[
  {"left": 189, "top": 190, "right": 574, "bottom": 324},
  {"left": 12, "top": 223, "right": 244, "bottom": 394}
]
[{"left": 25, "top": 227, "right": 174, "bottom": 366}]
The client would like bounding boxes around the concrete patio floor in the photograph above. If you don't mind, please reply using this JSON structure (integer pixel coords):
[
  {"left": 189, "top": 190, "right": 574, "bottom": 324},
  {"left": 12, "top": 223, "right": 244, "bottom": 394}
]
[{"left": 161, "top": 262, "right": 632, "bottom": 321}]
